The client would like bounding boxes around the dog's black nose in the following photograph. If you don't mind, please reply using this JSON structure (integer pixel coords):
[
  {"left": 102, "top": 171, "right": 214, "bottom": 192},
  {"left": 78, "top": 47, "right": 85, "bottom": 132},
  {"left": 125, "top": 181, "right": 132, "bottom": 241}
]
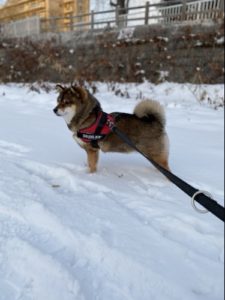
[{"left": 53, "top": 108, "right": 58, "bottom": 114}]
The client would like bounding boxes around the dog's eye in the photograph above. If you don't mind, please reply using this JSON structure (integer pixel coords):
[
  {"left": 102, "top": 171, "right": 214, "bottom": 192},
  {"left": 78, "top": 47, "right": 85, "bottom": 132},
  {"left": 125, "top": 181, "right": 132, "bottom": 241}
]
[
  {"left": 63, "top": 99, "right": 71, "bottom": 105},
  {"left": 57, "top": 95, "right": 64, "bottom": 104}
]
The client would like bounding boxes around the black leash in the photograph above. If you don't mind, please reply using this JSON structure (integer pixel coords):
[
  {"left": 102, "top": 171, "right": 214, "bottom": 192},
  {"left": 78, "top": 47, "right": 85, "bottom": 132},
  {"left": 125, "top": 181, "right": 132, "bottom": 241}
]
[{"left": 111, "top": 126, "right": 225, "bottom": 223}]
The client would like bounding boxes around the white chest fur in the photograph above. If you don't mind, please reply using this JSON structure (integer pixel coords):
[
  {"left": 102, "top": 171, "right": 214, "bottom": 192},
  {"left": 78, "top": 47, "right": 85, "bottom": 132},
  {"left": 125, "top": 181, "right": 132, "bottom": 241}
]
[{"left": 63, "top": 107, "right": 76, "bottom": 125}]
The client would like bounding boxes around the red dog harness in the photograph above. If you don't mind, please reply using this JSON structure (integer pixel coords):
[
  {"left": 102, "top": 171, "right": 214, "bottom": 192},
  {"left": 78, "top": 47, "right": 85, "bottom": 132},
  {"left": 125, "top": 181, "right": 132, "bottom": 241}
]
[{"left": 77, "top": 111, "right": 115, "bottom": 147}]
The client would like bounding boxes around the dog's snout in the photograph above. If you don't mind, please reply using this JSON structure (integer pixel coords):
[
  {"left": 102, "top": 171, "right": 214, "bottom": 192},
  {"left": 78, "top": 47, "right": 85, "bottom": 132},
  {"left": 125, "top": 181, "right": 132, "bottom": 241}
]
[{"left": 53, "top": 107, "right": 58, "bottom": 114}]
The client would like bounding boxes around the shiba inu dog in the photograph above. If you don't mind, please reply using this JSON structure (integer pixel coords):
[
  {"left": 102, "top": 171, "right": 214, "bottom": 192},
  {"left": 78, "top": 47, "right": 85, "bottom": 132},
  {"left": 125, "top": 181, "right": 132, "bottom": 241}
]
[{"left": 53, "top": 85, "right": 170, "bottom": 173}]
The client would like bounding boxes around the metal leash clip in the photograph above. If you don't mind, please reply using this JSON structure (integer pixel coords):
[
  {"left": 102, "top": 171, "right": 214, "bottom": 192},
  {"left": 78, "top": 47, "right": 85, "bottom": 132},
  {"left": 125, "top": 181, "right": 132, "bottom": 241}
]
[{"left": 191, "top": 190, "right": 212, "bottom": 214}]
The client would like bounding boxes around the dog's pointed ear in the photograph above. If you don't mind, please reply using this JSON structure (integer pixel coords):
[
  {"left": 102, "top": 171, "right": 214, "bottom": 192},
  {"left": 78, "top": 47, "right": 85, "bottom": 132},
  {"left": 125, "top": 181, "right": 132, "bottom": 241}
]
[
  {"left": 70, "top": 86, "right": 88, "bottom": 102},
  {"left": 70, "top": 86, "right": 77, "bottom": 95},
  {"left": 56, "top": 84, "right": 65, "bottom": 93}
]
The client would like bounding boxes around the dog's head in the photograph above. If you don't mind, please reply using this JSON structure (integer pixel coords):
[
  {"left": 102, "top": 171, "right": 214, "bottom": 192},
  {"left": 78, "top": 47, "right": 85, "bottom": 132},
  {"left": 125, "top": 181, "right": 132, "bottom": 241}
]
[{"left": 53, "top": 84, "right": 89, "bottom": 124}]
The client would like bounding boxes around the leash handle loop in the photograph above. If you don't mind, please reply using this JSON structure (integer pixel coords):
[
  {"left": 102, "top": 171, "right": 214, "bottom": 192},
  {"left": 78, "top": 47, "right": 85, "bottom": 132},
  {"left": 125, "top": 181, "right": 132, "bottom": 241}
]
[{"left": 191, "top": 190, "right": 211, "bottom": 214}]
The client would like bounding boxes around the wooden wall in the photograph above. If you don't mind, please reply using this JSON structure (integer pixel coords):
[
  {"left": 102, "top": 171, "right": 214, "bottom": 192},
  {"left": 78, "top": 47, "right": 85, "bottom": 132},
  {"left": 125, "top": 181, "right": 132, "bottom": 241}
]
[{"left": 0, "top": 0, "right": 90, "bottom": 31}]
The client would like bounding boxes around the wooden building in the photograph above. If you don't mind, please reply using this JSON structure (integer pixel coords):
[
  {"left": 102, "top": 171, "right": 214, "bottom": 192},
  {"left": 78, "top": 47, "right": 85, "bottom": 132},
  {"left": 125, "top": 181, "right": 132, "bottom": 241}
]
[
  {"left": 60, "top": 0, "right": 90, "bottom": 30},
  {"left": 0, "top": 0, "right": 90, "bottom": 31}
]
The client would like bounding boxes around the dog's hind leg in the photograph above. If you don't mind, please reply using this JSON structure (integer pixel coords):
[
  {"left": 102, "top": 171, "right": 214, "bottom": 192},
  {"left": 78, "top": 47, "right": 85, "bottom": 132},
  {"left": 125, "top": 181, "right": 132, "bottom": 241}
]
[{"left": 85, "top": 148, "right": 99, "bottom": 173}]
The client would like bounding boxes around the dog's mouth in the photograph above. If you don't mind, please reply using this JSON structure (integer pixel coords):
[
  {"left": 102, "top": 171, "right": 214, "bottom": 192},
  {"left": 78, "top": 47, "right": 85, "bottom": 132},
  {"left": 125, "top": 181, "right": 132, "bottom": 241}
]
[
  {"left": 53, "top": 106, "right": 76, "bottom": 125},
  {"left": 53, "top": 108, "right": 67, "bottom": 116}
]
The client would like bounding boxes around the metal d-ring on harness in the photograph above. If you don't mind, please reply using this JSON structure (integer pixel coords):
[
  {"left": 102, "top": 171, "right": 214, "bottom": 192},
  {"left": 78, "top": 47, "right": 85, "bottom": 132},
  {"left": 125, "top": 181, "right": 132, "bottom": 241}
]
[{"left": 108, "top": 124, "right": 225, "bottom": 223}]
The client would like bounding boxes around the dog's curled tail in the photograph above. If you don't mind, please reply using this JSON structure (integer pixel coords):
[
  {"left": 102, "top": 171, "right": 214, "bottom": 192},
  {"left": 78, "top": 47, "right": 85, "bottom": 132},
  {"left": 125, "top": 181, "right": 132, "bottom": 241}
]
[{"left": 134, "top": 100, "right": 166, "bottom": 127}]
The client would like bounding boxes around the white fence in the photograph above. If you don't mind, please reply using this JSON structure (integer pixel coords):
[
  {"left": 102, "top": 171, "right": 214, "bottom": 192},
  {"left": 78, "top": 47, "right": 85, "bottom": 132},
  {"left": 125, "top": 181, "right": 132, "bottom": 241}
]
[
  {"left": 159, "top": 0, "right": 223, "bottom": 23},
  {"left": 0, "top": 17, "right": 40, "bottom": 38},
  {"left": 42, "top": 0, "right": 224, "bottom": 32}
]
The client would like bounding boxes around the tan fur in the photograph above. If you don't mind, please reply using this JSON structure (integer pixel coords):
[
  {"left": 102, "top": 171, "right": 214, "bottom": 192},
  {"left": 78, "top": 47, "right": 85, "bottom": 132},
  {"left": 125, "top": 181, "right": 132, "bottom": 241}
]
[
  {"left": 54, "top": 85, "right": 170, "bottom": 173},
  {"left": 85, "top": 148, "right": 99, "bottom": 173}
]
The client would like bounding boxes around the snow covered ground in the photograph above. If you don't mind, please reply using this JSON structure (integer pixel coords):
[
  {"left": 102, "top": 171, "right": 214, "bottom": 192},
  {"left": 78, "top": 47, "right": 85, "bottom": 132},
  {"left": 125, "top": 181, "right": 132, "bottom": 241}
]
[{"left": 0, "top": 82, "right": 224, "bottom": 300}]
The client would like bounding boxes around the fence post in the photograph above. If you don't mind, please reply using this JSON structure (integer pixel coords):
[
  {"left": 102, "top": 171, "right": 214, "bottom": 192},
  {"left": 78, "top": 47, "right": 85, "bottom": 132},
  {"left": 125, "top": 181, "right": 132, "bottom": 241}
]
[
  {"left": 145, "top": 1, "right": 150, "bottom": 25},
  {"left": 116, "top": 8, "right": 127, "bottom": 29},
  {"left": 116, "top": 6, "right": 119, "bottom": 27},
  {"left": 91, "top": 10, "right": 95, "bottom": 31},
  {"left": 70, "top": 15, "right": 74, "bottom": 31},
  {"left": 13, "top": 22, "right": 16, "bottom": 38},
  {"left": 219, "top": 0, "right": 224, "bottom": 18},
  {"left": 182, "top": 0, "right": 187, "bottom": 21},
  {"left": 49, "top": 17, "right": 56, "bottom": 32}
]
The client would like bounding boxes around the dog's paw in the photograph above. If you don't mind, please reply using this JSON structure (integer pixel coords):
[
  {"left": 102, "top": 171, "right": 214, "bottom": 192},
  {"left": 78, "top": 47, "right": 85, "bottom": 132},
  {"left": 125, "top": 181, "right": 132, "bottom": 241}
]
[{"left": 88, "top": 168, "right": 97, "bottom": 174}]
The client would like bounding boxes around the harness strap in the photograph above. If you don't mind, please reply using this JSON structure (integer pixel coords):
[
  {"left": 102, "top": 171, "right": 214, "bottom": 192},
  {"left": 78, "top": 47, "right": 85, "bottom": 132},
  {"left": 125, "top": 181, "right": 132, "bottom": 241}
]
[
  {"left": 91, "top": 112, "right": 108, "bottom": 148},
  {"left": 95, "top": 112, "right": 108, "bottom": 135},
  {"left": 77, "top": 111, "right": 115, "bottom": 148}
]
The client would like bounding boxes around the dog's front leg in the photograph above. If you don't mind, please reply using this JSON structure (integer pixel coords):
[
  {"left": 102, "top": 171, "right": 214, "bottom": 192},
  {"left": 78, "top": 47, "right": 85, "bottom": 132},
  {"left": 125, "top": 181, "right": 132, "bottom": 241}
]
[{"left": 85, "top": 147, "right": 99, "bottom": 173}]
